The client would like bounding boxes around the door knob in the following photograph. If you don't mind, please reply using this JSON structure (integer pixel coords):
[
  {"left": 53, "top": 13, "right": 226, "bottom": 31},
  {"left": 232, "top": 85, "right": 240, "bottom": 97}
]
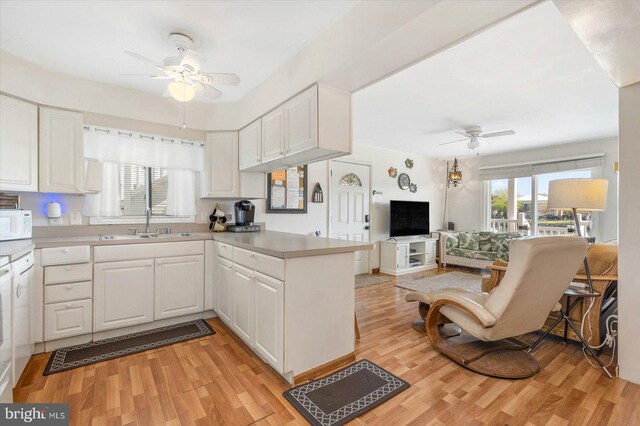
[{"left": 364, "top": 225, "right": 370, "bottom": 230}]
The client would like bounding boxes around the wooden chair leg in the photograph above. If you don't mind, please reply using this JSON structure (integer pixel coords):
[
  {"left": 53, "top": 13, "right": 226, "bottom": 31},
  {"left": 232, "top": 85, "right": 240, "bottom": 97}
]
[{"left": 355, "top": 313, "right": 361, "bottom": 340}]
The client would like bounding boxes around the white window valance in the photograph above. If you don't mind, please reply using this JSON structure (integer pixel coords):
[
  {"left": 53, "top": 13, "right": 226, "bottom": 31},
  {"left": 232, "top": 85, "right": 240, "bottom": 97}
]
[
  {"left": 84, "top": 126, "right": 204, "bottom": 172},
  {"left": 478, "top": 153, "right": 605, "bottom": 180}
]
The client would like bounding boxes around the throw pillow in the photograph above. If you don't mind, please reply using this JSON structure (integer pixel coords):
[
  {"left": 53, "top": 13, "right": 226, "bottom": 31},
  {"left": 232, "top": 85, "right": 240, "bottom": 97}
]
[
  {"left": 478, "top": 232, "right": 493, "bottom": 251},
  {"left": 458, "top": 232, "right": 480, "bottom": 250},
  {"left": 446, "top": 235, "right": 459, "bottom": 249}
]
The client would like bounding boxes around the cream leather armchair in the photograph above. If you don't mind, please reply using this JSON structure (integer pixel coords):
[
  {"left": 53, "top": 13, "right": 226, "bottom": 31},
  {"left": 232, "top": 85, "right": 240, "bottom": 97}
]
[{"left": 407, "top": 236, "right": 587, "bottom": 379}]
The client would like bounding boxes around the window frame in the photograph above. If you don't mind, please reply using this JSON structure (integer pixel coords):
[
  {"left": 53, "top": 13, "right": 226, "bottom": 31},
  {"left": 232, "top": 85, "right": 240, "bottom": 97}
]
[
  {"left": 484, "top": 167, "right": 596, "bottom": 236},
  {"left": 89, "top": 165, "right": 197, "bottom": 225}
]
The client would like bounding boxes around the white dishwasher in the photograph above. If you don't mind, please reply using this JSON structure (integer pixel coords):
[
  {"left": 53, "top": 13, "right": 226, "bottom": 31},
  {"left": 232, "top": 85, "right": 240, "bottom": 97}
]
[
  {"left": 0, "top": 262, "right": 12, "bottom": 402},
  {"left": 11, "top": 251, "right": 34, "bottom": 388}
]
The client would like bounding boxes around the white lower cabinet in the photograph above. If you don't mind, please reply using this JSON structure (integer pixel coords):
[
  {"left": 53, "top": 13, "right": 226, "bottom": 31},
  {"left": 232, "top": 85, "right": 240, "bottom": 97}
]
[
  {"left": 231, "top": 264, "right": 253, "bottom": 345},
  {"left": 217, "top": 257, "right": 233, "bottom": 324},
  {"left": 154, "top": 255, "right": 204, "bottom": 320},
  {"left": 45, "top": 299, "right": 92, "bottom": 341},
  {"left": 94, "top": 259, "right": 155, "bottom": 331},
  {"left": 253, "top": 272, "right": 284, "bottom": 373},
  {"left": 216, "top": 244, "right": 284, "bottom": 373}
]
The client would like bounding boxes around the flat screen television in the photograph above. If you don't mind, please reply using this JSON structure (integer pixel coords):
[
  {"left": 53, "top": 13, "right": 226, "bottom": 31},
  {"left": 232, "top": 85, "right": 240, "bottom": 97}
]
[{"left": 389, "top": 200, "right": 430, "bottom": 237}]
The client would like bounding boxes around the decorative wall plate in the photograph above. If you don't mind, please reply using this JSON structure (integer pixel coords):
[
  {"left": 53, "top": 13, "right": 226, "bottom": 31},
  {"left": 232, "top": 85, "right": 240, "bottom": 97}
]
[
  {"left": 409, "top": 183, "right": 417, "bottom": 193},
  {"left": 388, "top": 167, "right": 398, "bottom": 178},
  {"left": 398, "top": 173, "right": 410, "bottom": 190},
  {"left": 405, "top": 158, "right": 414, "bottom": 169}
]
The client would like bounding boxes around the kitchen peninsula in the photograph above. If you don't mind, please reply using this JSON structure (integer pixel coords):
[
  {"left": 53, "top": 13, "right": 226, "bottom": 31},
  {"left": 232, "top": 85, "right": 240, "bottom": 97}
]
[{"left": 6, "top": 229, "right": 372, "bottom": 385}]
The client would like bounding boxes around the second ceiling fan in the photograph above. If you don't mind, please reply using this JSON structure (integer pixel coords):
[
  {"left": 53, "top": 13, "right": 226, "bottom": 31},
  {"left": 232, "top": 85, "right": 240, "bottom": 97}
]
[{"left": 440, "top": 126, "right": 515, "bottom": 153}]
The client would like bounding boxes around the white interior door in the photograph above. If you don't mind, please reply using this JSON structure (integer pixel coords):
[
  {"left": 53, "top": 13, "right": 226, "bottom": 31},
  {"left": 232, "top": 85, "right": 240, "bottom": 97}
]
[{"left": 330, "top": 161, "right": 370, "bottom": 275}]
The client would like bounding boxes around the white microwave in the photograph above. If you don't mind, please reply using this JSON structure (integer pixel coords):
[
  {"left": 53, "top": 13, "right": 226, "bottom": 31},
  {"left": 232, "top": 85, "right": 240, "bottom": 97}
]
[{"left": 0, "top": 210, "right": 32, "bottom": 241}]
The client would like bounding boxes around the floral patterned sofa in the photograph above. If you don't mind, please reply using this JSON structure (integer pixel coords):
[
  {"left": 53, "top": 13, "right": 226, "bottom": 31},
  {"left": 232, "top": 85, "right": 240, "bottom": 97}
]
[{"left": 439, "top": 231, "right": 525, "bottom": 269}]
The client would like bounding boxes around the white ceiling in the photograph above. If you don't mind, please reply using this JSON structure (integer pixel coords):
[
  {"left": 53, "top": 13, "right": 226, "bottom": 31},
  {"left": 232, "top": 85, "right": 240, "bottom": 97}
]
[
  {"left": 353, "top": 1, "right": 619, "bottom": 158},
  {"left": 0, "top": 0, "right": 357, "bottom": 103},
  {"left": 554, "top": 0, "right": 640, "bottom": 88}
]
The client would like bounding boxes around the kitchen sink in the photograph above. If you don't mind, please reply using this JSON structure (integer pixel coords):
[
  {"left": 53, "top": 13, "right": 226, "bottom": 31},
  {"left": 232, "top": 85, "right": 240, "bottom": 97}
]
[
  {"left": 99, "top": 235, "right": 141, "bottom": 241},
  {"left": 100, "top": 233, "right": 198, "bottom": 241}
]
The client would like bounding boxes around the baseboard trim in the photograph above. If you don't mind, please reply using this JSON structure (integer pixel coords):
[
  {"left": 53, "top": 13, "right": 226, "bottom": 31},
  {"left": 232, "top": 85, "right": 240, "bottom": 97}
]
[{"left": 292, "top": 352, "right": 356, "bottom": 385}]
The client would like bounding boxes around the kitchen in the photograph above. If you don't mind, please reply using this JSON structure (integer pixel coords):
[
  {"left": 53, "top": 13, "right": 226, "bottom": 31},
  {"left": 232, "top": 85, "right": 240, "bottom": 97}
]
[{"left": 0, "top": 80, "right": 372, "bottom": 401}]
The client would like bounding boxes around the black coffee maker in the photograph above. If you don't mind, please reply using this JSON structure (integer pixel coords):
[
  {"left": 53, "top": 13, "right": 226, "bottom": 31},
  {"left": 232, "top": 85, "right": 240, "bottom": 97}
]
[{"left": 234, "top": 200, "right": 255, "bottom": 226}]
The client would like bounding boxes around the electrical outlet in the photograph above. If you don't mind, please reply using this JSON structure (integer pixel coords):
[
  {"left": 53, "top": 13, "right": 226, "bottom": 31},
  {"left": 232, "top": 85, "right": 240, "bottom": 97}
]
[
  {"left": 70, "top": 212, "right": 82, "bottom": 225},
  {"left": 226, "top": 213, "right": 233, "bottom": 221},
  {"left": 48, "top": 217, "right": 62, "bottom": 225}
]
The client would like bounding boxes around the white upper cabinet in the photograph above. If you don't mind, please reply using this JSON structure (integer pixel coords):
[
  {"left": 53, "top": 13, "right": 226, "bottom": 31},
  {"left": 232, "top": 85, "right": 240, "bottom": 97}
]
[
  {"left": 239, "top": 118, "right": 262, "bottom": 171},
  {"left": 202, "top": 131, "right": 266, "bottom": 199},
  {"left": 284, "top": 86, "right": 318, "bottom": 156},
  {"left": 0, "top": 95, "right": 38, "bottom": 192},
  {"left": 261, "top": 107, "right": 286, "bottom": 164},
  {"left": 39, "top": 107, "right": 84, "bottom": 193},
  {"left": 242, "top": 85, "right": 351, "bottom": 173},
  {"left": 202, "top": 132, "right": 238, "bottom": 198}
]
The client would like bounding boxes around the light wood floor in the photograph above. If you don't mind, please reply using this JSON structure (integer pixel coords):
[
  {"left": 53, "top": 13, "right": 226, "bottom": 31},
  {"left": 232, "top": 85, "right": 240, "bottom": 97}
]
[{"left": 15, "top": 267, "right": 640, "bottom": 425}]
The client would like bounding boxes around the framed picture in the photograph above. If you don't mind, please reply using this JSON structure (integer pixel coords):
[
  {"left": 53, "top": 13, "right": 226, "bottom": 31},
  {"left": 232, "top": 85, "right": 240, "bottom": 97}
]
[{"left": 266, "top": 165, "right": 308, "bottom": 213}]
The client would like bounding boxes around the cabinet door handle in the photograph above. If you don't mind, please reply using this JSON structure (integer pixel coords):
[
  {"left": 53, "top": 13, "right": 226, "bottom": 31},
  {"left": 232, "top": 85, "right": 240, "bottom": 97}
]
[
  {"left": 66, "top": 285, "right": 72, "bottom": 290},
  {"left": 65, "top": 303, "right": 73, "bottom": 309},
  {"left": 62, "top": 248, "right": 70, "bottom": 253},
  {"left": 65, "top": 266, "right": 72, "bottom": 271}
]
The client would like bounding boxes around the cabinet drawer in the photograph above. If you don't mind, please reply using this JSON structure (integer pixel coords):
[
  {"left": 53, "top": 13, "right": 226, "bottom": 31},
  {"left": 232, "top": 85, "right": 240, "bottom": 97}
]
[
  {"left": 218, "top": 242, "right": 233, "bottom": 260},
  {"left": 45, "top": 281, "right": 92, "bottom": 304},
  {"left": 45, "top": 262, "right": 92, "bottom": 285},
  {"left": 233, "top": 247, "right": 284, "bottom": 281},
  {"left": 41, "top": 245, "right": 90, "bottom": 266},
  {"left": 45, "top": 298, "right": 92, "bottom": 340}
]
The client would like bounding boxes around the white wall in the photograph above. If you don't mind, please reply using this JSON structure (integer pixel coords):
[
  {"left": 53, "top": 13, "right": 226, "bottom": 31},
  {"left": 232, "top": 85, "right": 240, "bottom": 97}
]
[
  {"left": 0, "top": 51, "right": 238, "bottom": 130},
  {"left": 446, "top": 137, "right": 619, "bottom": 241},
  {"left": 344, "top": 144, "right": 443, "bottom": 269},
  {"left": 618, "top": 81, "right": 640, "bottom": 384}
]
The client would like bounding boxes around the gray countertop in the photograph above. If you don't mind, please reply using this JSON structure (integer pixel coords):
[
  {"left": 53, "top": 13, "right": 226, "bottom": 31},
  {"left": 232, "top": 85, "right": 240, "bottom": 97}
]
[
  {"left": 0, "top": 239, "right": 36, "bottom": 261},
  {"left": 0, "top": 230, "right": 371, "bottom": 260},
  {"left": 213, "top": 230, "right": 373, "bottom": 258}
]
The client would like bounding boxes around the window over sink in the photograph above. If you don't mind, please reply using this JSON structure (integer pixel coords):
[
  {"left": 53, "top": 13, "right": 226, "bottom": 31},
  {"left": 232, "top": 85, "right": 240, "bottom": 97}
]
[{"left": 83, "top": 125, "right": 203, "bottom": 224}]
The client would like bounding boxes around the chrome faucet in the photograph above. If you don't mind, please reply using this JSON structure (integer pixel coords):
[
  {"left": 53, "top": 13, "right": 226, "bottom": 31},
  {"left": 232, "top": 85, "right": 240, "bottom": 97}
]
[{"left": 145, "top": 207, "right": 151, "bottom": 234}]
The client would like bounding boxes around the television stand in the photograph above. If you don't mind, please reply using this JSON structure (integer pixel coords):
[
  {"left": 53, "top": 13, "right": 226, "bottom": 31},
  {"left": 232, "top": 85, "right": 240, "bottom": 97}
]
[{"left": 380, "top": 237, "right": 438, "bottom": 276}]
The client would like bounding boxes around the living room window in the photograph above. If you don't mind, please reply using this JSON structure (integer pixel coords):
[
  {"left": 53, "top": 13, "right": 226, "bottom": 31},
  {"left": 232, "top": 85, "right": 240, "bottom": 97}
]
[{"left": 481, "top": 153, "right": 604, "bottom": 237}]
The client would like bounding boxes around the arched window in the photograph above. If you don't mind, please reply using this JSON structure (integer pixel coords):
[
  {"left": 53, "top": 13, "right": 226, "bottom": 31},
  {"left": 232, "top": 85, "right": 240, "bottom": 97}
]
[{"left": 339, "top": 173, "right": 362, "bottom": 187}]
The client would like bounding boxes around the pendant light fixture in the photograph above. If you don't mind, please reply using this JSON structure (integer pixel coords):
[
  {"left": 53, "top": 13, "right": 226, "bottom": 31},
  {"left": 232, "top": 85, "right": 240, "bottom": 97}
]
[{"left": 448, "top": 158, "right": 463, "bottom": 187}]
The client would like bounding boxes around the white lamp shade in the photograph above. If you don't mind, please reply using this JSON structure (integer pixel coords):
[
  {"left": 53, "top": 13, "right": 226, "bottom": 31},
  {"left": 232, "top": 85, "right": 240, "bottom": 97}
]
[{"left": 547, "top": 178, "right": 608, "bottom": 211}]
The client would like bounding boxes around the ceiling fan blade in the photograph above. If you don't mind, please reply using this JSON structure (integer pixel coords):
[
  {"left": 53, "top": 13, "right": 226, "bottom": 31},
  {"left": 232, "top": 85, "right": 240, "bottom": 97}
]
[
  {"left": 439, "top": 138, "right": 469, "bottom": 146},
  {"left": 119, "top": 73, "right": 173, "bottom": 79},
  {"left": 201, "top": 86, "right": 223, "bottom": 100},
  {"left": 180, "top": 49, "right": 207, "bottom": 72},
  {"left": 481, "top": 130, "right": 515, "bottom": 138},
  {"left": 455, "top": 131, "right": 470, "bottom": 137},
  {"left": 125, "top": 51, "right": 163, "bottom": 66},
  {"left": 198, "top": 73, "right": 241, "bottom": 86}
]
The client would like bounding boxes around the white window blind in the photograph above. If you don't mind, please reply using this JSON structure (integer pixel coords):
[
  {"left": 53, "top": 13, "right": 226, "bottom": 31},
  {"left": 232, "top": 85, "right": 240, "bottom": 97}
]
[{"left": 478, "top": 153, "right": 605, "bottom": 180}]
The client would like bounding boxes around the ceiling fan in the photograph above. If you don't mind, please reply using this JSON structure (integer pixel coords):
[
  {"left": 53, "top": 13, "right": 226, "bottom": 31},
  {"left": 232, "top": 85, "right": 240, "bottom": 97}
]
[
  {"left": 439, "top": 126, "right": 515, "bottom": 152},
  {"left": 122, "top": 33, "right": 240, "bottom": 102}
]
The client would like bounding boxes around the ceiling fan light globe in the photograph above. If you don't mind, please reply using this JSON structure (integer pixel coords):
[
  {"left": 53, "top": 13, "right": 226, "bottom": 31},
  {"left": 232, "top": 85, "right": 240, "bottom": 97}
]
[{"left": 167, "top": 81, "right": 196, "bottom": 102}]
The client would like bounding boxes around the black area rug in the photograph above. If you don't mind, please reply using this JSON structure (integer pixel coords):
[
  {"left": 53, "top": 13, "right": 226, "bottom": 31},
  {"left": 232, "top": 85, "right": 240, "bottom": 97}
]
[
  {"left": 44, "top": 319, "right": 215, "bottom": 375},
  {"left": 283, "top": 359, "right": 410, "bottom": 426}
]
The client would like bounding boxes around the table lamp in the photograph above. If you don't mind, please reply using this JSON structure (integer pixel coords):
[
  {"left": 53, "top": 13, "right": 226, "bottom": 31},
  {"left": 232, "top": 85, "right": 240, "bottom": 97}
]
[{"left": 547, "top": 178, "right": 608, "bottom": 293}]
